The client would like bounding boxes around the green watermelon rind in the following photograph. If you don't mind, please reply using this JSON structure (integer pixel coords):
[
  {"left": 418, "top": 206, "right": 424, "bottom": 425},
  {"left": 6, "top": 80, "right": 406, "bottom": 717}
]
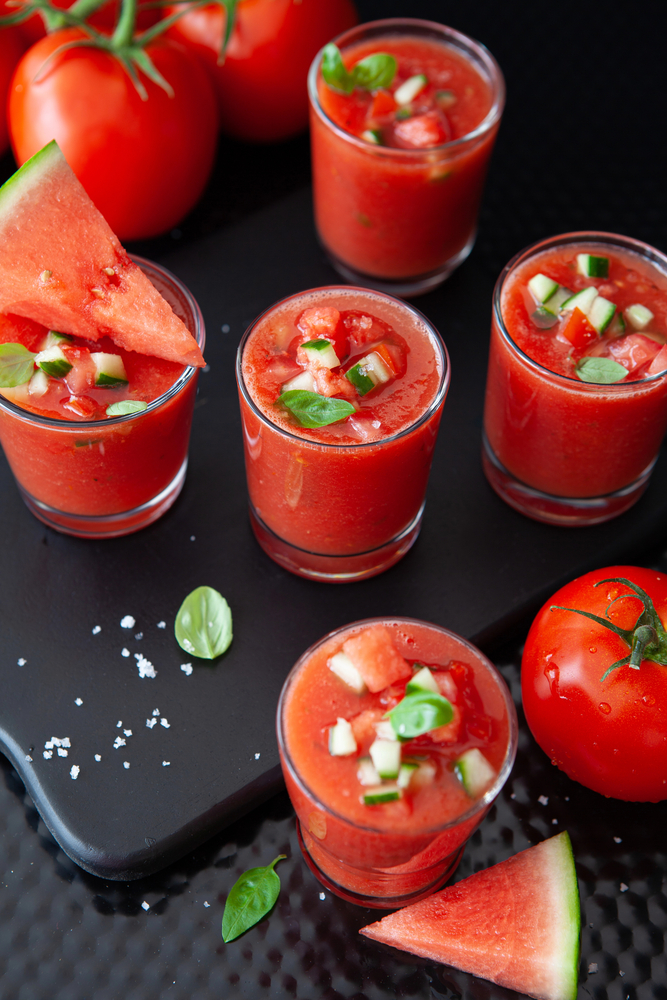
[
  {"left": 548, "top": 831, "right": 581, "bottom": 1000},
  {"left": 0, "top": 141, "right": 60, "bottom": 215}
]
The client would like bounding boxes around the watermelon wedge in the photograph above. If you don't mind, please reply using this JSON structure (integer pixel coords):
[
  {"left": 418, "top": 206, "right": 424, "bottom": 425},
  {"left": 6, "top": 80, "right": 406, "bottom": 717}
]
[
  {"left": 0, "top": 142, "right": 204, "bottom": 368},
  {"left": 360, "top": 832, "right": 580, "bottom": 1000}
]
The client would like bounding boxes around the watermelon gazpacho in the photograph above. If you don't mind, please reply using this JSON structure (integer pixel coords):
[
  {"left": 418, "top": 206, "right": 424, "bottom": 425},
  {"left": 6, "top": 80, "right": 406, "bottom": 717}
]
[
  {"left": 277, "top": 618, "right": 517, "bottom": 907},
  {"left": 360, "top": 832, "right": 580, "bottom": 1000},
  {"left": 0, "top": 142, "right": 205, "bottom": 537}
]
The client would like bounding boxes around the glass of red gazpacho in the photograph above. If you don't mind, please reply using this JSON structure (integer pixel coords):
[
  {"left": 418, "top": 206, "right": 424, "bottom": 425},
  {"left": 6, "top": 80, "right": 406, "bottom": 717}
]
[
  {"left": 236, "top": 286, "right": 449, "bottom": 582},
  {"left": 308, "top": 18, "right": 505, "bottom": 296},
  {"left": 0, "top": 257, "right": 205, "bottom": 538},
  {"left": 277, "top": 617, "right": 517, "bottom": 908},
  {"left": 483, "top": 232, "right": 667, "bottom": 525}
]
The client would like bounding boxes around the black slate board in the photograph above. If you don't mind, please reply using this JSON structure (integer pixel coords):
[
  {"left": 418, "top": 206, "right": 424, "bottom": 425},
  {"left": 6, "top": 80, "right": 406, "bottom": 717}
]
[{"left": 3, "top": 187, "right": 667, "bottom": 880}]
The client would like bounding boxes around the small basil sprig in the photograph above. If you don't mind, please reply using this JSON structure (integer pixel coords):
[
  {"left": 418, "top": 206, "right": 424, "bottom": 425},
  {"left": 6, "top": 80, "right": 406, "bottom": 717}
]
[
  {"left": 0, "top": 343, "right": 36, "bottom": 388},
  {"left": 175, "top": 586, "right": 233, "bottom": 659},
  {"left": 222, "top": 855, "right": 286, "bottom": 942},
  {"left": 106, "top": 400, "right": 148, "bottom": 417},
  {"left": 321, "top": 43, "right": 396, "bottom": 94},
  {"left": 278, "top": 389, "right": 355, "bottom": 429},
  {"left": 387, "top": 691, "right": 453, "bottom": 740},
  {"left": 575, "top": 357, "right": 628, "bottom": 384}
]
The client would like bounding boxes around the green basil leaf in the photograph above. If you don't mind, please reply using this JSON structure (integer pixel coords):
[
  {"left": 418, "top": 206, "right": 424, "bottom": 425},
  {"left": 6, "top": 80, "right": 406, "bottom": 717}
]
[
  {"left": 575, "top": 357, "right": 628, "bottom": 384},
  {"left": 222, "top": 855, "right": 286, "bottom": 942},
  {"left": 279, "top": 389, "right": 355, "bottom": 428},
  {"left": 321, "top": 43, "right": 354, "bottom": 93},
  {"left": 352, "top": 53, "right": 397, "bottom": 92},
  {"left": 175, "top": 585, "right": 233, "bottom": 659},
  {"left": 388, "top": 691, "right": 453, "bottom": 740},
  {"left": 0, "top": 343, "right": 36, "bottom": 388},
  {"left": 106, "top": 400, "right": 148, "bottom": 416}
]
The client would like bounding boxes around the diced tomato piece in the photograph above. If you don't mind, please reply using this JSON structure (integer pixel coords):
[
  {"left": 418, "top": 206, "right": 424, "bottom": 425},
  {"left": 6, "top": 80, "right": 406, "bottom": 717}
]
[
  {"left": 265, "top": 355, "right": 303, "bottom": 390},
  {"left": 428, "top": 704, "right": 462, "bottom": 744},
  {"left": 648, "top": 344, "right": 667, "bottom": 375},
  {"left": 349, "top": 708, "right": 384, "bottom": 748},
  {"left": 393, "top": 111, "right": 451, "bottom": 148},
  {"left": 342, "top": 625, "right": 412, "bottom": 693},
  {"left": 560, "top": 308, "right": 598, "bottom": 349},
  {"left": 433, "top": 670, "right": 457, "bottom": 702},
  {"left": 373, "top": 342, "right": 399, "bottom": 377},
  {"left": 62, "top": 395, "right": 97, "bottom": 419},
  {"left": 608, "top": 334, "right": 661, "bottom": 374},
  {"left": 378, "top": 680, "right": 409, "bottom": 709},
  {"left": 312, "top": 367, "right": 356, "bottom": 399},
  {"left": 370, "top": 89, "right": 397, "bottom": 118}
]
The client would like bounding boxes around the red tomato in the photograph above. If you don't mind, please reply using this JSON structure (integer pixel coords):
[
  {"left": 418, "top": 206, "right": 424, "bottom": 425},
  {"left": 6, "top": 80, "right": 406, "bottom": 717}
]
[
  {"left": 0, "top": 25, "right": 26, "bottom": 154},
  {"left": 166, "top": 0, "right": 358, "bottom": 143},
  {"left": 521, "top": 566, "right": 667, "bottom": 802},
  {"left": 8, "top": 29, "right": 218, "bottom": 240},
  {"left": 560, "top": 307, "right": 598, "bottom": 349}
]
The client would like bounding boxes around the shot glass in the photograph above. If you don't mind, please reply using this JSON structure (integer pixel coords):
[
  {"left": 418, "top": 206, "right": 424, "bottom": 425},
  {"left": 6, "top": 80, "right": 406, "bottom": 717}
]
[
  {"left": 0, "top": 257, "right": 205, "bottom": 538},
  {"left": 483, "top": 233, "right": 667, "bottom": 526},
  {"left": 308, "top": 18, "right": 505, "bottom": 297},
  {"left": 277, "top": 617, "right": 518, "bottom": 908},
  {"left": 236, "top": 285, "right": 449, "bottom": 582}
]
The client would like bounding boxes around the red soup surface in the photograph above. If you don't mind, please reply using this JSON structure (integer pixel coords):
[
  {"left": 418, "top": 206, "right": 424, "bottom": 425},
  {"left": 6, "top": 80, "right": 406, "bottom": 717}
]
[
  {"left": 311, "top": 31, "right": 501, "bottom": 280},
  {"left": 484, "top": 241, "right": 667, "bottom": 499},
  {"left": 278, "top": 619, "right": 515, "bottom": 902},
  {"left": 238, "top": 287, "right": 447, "bottom": 564}
]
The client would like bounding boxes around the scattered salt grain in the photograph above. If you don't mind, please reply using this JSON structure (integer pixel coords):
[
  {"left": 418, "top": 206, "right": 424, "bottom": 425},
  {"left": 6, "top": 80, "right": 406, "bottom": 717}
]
[
  {"left": 614, "top": 836, "right": 622, "bottom": 843},
  {"left": 190, "top": 535, "right": 196, "bottom": 541},
  {"left": 121, "top": 648, "right": 130, "bottom": 658},
  {"left": 135, "top": 653, "right": 157, "bottom": 679},
  {"left": 160, "top": 718, "right": 170, "bottom": 729},
  {"left": 538, "top": 795, "right": 549, "bottom": 805},
  {"left": 146, "top": 719, "right": 157, "bottom": 729},
  {"left": 75, "top": 698, "right": 83, "bottom": 706},
  {"left": 17, "top": 658, "right": 26, "bottom": 666},
  {"left": 70, "top": 765, "right": 80, "bottom": 780},
  {"left": 510, "top": 792, "right": 516, "bottom": 799},
  {"left": 152, "top": 708, "right": 160, "bottom": 716},
  {"left": 57, "top": 748, "right": 68, "bottom": 757},
  {"left": 95, "top": 755, "right": 101, "bottom": 762},
  {"left": 620, "top": 883, "right": 628, "bottom": 892},
  {"left": 254, "top": 753, "right": 260, "bottom": 760},
  {"left": 157, "top": 621, "right": 166, "bottom": 629},
  {"left": 43, "top": 750, "right": 53, "bottom": 759},
  {"left": 114, "top": 737, "right": 126, "bottom": 749},
  {"left": 92, "top": 626, "right": 101, "bottom": 635},
  {"left": 117, "top": 721, "right": 123, "bottom": 728},
  {"left": 62, "top": 738, "right": 71, "bottom": 747},
  {"left": 135, "top": 632, "right": 143, "bottom": 640},
  {"left": 204, "top": 901, "right": 210, "bottom": 908},
  {"left": 552, "top": 818, "right": 558, "bottom": 824},
  {"left": 141, "top": 901, "right": 150, "bottom": 911},
  {"left": 588, "top": 964, "right": 598, "bottom": 975},
  {"left": 564, "top": 796, "right": 570, "bottom": 801},
  {"left": 221, "top": 324, "right": 230, "bottom": 333},
  {"left": 120, "top": 616, "right": 135, "bottom": 629},
  {"left": 319, "top": 892, "right": 326, "bottom": 901},
  {"left": 180, "top": 663, "right": 193, "bottom": 676},
  {"left": 123, "top": 761, "right": 130, "bottom": 769},
  {"left": 620, "top": 970, "right": 625, "bottom": 976},
  {"left": 45, "top": 741, "right": 53, "bottom": 750},
  {"left": 162, "top": 761, "right": 170, "bottom": 767},
  {"left": 25, "top": 755, "right": 32, "bottom": 762},
  {"left": 123, "top": 729, "right": 132, "bottom": 737}
]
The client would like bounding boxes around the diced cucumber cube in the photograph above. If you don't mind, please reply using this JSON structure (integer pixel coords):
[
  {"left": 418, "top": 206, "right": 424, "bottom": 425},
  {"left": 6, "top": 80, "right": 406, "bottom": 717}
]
[
  {"left": 394, "top": 73, "right": 428, "bottom": 105},
  {"left": 34, "top": 345, "right": 72, "bottom": 379},
  {"left": 357, "top": 757, "right": 381, "bottom": 787},
  {"left": 454, "top": 747, "right": 496, "bottom": 798},
  {"left": 608, "top": 311, "right": 626, "bottom": 337},
  {"left": 397, "top": 761, "right": 418, "bottom": 789},
  {"left": 369, "top": 738, "right": 401, "bottom": 779},
  {"left": 626, "top": 303, "right": 654, "bottom": 330},
  {"left": 576, "top": 254, "right": 609, "bottom": 278},
  {"left": 91, "top": 352, "right": 128, "bottom": 387},
  {"left": 542, "top": 286, "right": 574, "bottom": 317},
  {"left": 395, "top": 107, "right": 411, "bottom": 120},
  {"left": 301, "top": 339, "right": 340, "bottom": 369},
  {"left": 362, "top": 129, "right": 382, "bottom": 144},
  {"left": 345, "top": 362, "right": 375, "bottom": 396},
  {"left": 532, "top": 307, "right": 560, "bottom": 330},
  {"left": 345, "top": 351, "right": 392, "bottom": 396},
  {"left": 374, "top": 719, "right": 396, "bottom": 741},
  {"left": 528, "top": 273, "right": 559, "bottom": 304},
  {"left": 329, "top": 717, "right": 357, "bottom": 757},
  {"left": 328, "top": 651, "right": 367, "bottom": 694},
  {"left": 362, "top": 784, "right": 401, "bottom": 805},
  {"left": 282, "top": 370, "right": 316, "bottom": 393},
  {"left": 41, "top": 330, "right": 73, "bottom": 350},
  {"left": 435, "top": 89, "right": 456, "bottom": 109},
  {"left": 560, "top": 286, "right": 598, "bottom": 317},
  {"left": 588, "top": 296, "right": 616, "bottom": 333},
  {"left": 28, "top": 369, "right": 49, "bottom": 397},
  {"left": 406, "top": 666, "right": 439, "bottom": 695}
]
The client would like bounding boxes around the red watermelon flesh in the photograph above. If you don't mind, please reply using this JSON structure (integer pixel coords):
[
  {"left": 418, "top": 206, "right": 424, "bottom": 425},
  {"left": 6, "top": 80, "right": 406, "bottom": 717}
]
[
  {"left": 342, "top": 625, "right": 412, "bottom": 693},
  {"left": 360, "top": 832, "right": 580, "bottom": 1000},
  {"left": 0, "top": 142, "right": 204, "bottom": 368}
]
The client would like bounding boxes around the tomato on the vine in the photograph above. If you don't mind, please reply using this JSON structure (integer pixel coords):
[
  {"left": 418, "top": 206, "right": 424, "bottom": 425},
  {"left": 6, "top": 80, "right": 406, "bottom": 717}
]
[
  {"left": 522, "top": 566, "right": 667, "bottom": 802},
  {"left": 0, "top": 25, "right": 26, "bottom": 154},
  {"left": 166, "top": 0, "right": 358, "bottom": 143},
  {"left": 9, "top": 28, "right": 218, "bottom": 240}
]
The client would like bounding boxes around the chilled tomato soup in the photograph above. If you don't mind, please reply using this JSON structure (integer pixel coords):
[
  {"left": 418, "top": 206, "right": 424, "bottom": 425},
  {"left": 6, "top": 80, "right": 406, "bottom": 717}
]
[
  {"left": 237, "top": 286, "right": 449, "bottom": 581},
  {"left": 0, "top": 259, "right": 204, "bottom": 537},
  {"left": 483, "top": 233, "right": 667, "bottom": 525},
  {"left": 277, "top": 618, "right": 517, "bottom": 907},
  {"left": 308, "top": 19, "right": 504, "bottom": 294}
]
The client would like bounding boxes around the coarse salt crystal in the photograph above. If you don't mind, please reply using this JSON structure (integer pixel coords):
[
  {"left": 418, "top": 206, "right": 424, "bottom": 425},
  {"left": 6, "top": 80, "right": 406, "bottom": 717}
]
[
  {"left": 162, "top": 761, "right": 170, "bottom": 766},
  {"left": 62, "top": 738, "right": 71, "bottom": 748},
  {"left": 204, "top": 901, "right": 210, "bottom": 908},
  {"left": 75, "top": 698, "right": 83, "bottom": 706},
  {"left": 25, "top": 755, "right": 33, "bottom": 762},
  {"left": 152, "top": 708, "right": 160, "bottom": 716},
  {"left": 160, "top": 718, "right": 170, "bottom": 729},
  {"left": 552, "top": 818, "right": 558, "bottom": 824},
  {"left": 114, "top": 737, "right": 126, "bottom": 749},
  {"left": 614, "top": 836, "right": 622, "bottom": 843},
  {"left": 135, "top": 632, "right": 143, "bottom": 640},
  {"left": 117, "top": 721, "right": 123, "bottom": 728},
  {"left": 157, "top": 621, "right": 166, "bottom": 629},
  {"left": 120, "top": 616, "right": 135, "bottom": 629},
  {"left": 146, "top": 718, "right": 157, "bottom": 729},
  {"left": 43, "top": 750, "right": 53, "bottom": 759},
  {"left": 45, "top": 741, "right": 53, "bottom": 750},
  {"left": 70, "top": 765, "right": 80, "bottom": 779},
  {"left": 510, "top": 792, "right": 516, "bottom": 799},
  {"left": 123, "top": 761, "right": 130, "bottom": 769},
  {"left": 620, "top": 883, "right": 628, "bottom": 892},
  {"left": 190, "top": 535, "right": 196, "bottom": 541},
  {"left": 92, "top": 626, "right": 101, "bottom": 635},
  {"left": 123, "top": 729, "right": 132, "bottom": 737},
  {"left": 180, "top": 663, "right": 193, "bottom": 676},
  {"left": 254, "top": 753, "right": 260, "bottom": 760},
  {"left": 17, "top": 657, "right": 26, "bottom": 666},
  {"left": 588, "top": 964, "right": 598, "bottom": 974},
  {"left": 134, "top": 653, "right": 157, "bottom": 679},
  {"left": 95, "top": 754, "right": 101, "bottom": 762},
  {"left": 319, "top": 892, "right": 326, "bottom": 901},
  {"left": 142, "top": 901, "right": 150, "bottom": 911},
  {"left": 121, "top": 648, "right": 130, "bottom": 658},
  {"left": 538, "top": 795, "right": 549, "bottom": 805},
  {"left": 57, "top": 748, "right": 68, "bottom": 757}
]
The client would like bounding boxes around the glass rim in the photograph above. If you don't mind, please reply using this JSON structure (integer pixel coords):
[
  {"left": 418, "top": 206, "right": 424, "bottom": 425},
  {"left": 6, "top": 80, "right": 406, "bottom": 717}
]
[
  {"left": 493, "top": 230, "right": 667, "bottom": 390},
  {"left": 236, "top": 284, "right": 450, "bottom": 451},
  {"left": 307, "top": 17, "right": 505, "bottom": 158},
  {"left": 277, "top": 616, "right": 519, "bottom": 838},
  {"left": 0, "top": 254, "right": 205, "bottom": 431}
]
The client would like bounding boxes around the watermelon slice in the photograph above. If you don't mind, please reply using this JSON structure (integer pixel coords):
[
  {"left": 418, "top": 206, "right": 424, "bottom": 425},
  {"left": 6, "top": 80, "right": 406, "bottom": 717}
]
[
  {"left": 0, "top": 142, "right": 204, "bottom": 368},
  {"left": 342, "top": 625, "right": 412, "bottom": 693},
  {"left": 360, "top": 832, "right": 580, "bottom": 1000}
]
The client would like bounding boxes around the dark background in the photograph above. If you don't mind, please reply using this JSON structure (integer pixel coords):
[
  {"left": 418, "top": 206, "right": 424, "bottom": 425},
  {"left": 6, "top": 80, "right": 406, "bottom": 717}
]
[{"left": 1, "top": 1, "right": 667, "bottom": 998}]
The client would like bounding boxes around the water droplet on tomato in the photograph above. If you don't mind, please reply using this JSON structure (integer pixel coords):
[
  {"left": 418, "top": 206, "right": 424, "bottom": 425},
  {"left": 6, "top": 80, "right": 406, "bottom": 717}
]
[
  {"left": 544, "top": 663, "right": 560, "bottom": 694},
  {"left": 642, "top": 693, "right": 656, "bottom": 707},
  {"left": 599, "top": 702, "right": 611, "bottom": 715},
  {"left": 589, "top": 646, "right": 597, "bottom": 654}
]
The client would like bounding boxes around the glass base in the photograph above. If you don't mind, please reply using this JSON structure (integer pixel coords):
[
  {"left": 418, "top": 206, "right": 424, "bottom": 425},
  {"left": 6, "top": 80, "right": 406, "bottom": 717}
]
[
  {"left": 18, "top": 457, "right": 188, "bottom": 538},
  {"left": 296, "top": 821, "right": 463, "bottom": 909},
  {"left": 482, "top": 432, "right": 654, "bottom": 526},
  {"left": 322, "top": 235, "right": 475, "bottom": 298},
  {"left": 248, "top": 502, "right": 424, "bottom": 582}
]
